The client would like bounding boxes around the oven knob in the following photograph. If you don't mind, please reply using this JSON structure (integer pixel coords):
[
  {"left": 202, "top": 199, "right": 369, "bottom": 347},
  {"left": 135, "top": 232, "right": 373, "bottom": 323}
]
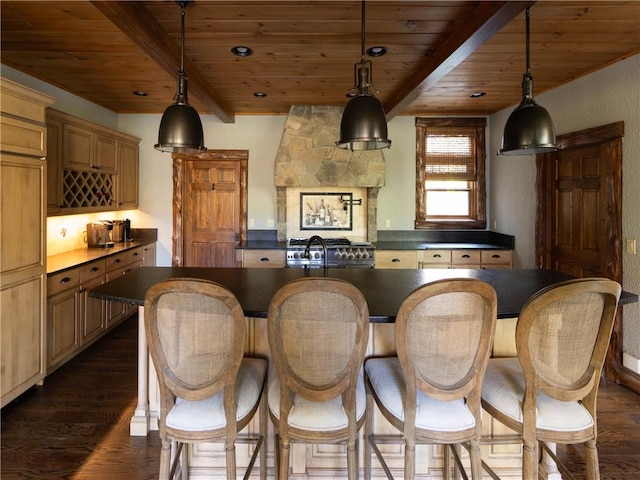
[
  {"left": 348, "top": 252, "right": 355, "bottom": 260},
  {"left": 314, "top": 252, "right": 321, "bottom": 259},
  {"left": 335, "top": 252, "right": 342, "bottom": 260},
  {"left": 362, "top": 252, "right": 369, "bottom": 259},
  {"left": 356, "top": 251, "right": 362, "bottom": 259}
]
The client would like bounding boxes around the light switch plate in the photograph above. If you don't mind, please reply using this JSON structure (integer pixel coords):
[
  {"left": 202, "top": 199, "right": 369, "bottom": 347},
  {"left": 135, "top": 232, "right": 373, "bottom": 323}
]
[{"left": 626, "top": 239, "right": 636, "bottom": 254}]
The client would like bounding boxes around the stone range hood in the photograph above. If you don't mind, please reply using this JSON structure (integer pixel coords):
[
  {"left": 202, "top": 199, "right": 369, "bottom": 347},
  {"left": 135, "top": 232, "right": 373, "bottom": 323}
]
[{"left": 274, "top": 106, "right": 386, "bottom": 242}]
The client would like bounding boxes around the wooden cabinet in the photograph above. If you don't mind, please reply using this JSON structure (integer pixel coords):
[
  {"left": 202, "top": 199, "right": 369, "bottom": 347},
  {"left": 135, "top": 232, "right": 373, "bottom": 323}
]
[
  {"left": 375, "top": 250, "right": 418, "bottom": 269},
  {"left": 418, "top": 249, "right": 512, "bottom": 269},
  {"left": 80, "top": 260, "right": 106, "bottom": 345},
  {"left": 143, "top": 243, "right": 156, "bottom": 266},
  {"left": 46, "top": 109, "right": 140, "bottom": 215},
  {"left": 480, "top": 249, "right": 513, "bottom": 269},
  {"left": 417, "top": 249, "right": 452, "bottom": 269},
  {"left": 47, "top": 269, "right": 81, "bottom": 371},
  {"left": 117, "top": 139, "right": 139, "bottom": 209},
  {"left": 1, "top": 78, "right": 54, "bottom": 407},
  {"left": 62, "top": 123, "right": 117, "bottom": 173},
  {"left": 241, "top": 249, "right": 286, "bottom": 268}
]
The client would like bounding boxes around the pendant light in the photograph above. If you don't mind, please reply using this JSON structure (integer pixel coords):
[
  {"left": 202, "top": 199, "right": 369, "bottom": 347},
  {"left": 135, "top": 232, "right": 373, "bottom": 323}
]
[
  {"left": 155, "top": 1, "right": 206, "bottom": 154},
  {"left": 499, "top": 8, "right": 558, "bottom": 155},
  {"left": 336, "top": 0, "right": 391, "bottom": 151}
]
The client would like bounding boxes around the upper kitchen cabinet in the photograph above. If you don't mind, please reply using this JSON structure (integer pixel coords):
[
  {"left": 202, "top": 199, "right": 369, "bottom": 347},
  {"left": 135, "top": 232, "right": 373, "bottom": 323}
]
[
  {"left": 1, "top": 78, "right": 55, "bottom": 407},
  {"left": 46, "top": 109, "right": 140, "bottom": 216}
]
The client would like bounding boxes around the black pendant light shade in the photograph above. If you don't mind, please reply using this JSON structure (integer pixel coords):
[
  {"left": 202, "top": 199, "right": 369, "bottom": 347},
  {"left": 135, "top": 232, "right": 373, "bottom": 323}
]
[
  {"left": 336, "top": 0, "right": 391, "bottom": 151},
  {"left": 499, "top": 8, "right": 558, "bottom": 156},
  {"left": 155, "top": 1, "right": 206, "bottom": 154}
]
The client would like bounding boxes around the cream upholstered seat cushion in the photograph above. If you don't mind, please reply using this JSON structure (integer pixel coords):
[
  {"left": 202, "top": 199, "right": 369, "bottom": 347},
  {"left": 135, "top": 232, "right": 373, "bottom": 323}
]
[
  {"left": 482, "top": 357, "right": 594, "bottom": 432},
  {"left": 268, "top": 375, "right": 366, "bottom": 432},
  {"left": 166, "top": 358, "right": 267, "bottom": 432},
  {"left": 365, "top": 357, "right": 475, "bottom": 432}
]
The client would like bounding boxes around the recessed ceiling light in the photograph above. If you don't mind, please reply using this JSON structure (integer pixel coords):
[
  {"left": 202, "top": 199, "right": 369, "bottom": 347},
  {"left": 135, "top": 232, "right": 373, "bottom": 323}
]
[
  {"left": 132, "top": 91, "right": 148, "bottom": 96},
  {"left": 470, "top": 92, "right": 486, "bottom": 98},
  {"left": 231, "top": 46, "right": 254, "bottom": 57},
  {"left": 254, "top": 92, "right": 267, "bottom": 98},
  {"left": 366, "top": 46, "right": 387, "bottom": 57}
]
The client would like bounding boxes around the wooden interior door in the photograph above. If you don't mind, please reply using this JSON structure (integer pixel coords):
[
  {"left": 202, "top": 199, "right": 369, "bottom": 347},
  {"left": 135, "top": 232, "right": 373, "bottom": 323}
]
[
  {"left": 172, "top": 150, "right": 248, "bottom": 268},
  {"left": 535, "top": 122, "right": 634, "bottom": 390}
]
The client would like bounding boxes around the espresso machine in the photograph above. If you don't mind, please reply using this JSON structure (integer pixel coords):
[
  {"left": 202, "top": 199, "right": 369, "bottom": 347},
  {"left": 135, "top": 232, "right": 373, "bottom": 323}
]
[{"left": 87, "top": 221, "right": 115, "bottom": 248}]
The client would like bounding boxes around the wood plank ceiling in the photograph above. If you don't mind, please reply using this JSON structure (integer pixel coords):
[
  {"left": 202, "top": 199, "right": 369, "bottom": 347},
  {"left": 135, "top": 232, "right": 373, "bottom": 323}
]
[{"left": 1, "top": 1, "right": 638, "bottom": 123}]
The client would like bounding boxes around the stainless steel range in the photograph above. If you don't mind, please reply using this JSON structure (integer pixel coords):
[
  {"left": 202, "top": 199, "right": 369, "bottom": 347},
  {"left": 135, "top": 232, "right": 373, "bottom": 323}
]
[{"left": 286, "top": 236, "right": 375, "bottom": 268}]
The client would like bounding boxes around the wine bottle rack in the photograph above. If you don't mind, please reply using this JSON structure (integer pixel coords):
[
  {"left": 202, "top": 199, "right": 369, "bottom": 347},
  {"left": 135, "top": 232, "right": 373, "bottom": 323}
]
[{"left": 62, "top": 169, "right": 115, "bottom": 208}]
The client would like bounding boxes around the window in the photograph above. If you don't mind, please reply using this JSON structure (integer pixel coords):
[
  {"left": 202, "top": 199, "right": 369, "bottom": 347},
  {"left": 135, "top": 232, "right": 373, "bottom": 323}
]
[{"left": 415, "top": 117, "right": 486, "bottom": 229}]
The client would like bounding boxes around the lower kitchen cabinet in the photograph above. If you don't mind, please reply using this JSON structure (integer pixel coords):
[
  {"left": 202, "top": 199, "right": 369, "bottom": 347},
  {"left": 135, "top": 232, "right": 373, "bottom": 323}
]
[
  {"left": 46, "top": 243, "right": 156, "bottom": 374},
  {"left": 240, "top": 249, "right": 286, "bottom": 267},
  {"left": 374, "top": 250, "right": 418, "bottom": 269},
  {"left": 47, "top": 269, "right": 81, "bottom": 372}
]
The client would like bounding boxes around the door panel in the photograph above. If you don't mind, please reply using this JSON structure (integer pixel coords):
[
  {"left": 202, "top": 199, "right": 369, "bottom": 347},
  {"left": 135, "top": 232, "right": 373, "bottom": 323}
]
[
  {"left": 173, "top": 151, "right": 248, "bottom": 268},
  {"left": 536, "top": 122, "right": 627, "bottom": 388}
]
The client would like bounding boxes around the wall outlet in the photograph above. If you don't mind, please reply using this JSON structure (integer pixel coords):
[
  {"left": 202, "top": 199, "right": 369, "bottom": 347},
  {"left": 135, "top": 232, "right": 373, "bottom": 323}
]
[
  {"left": 385, "top": 219, "right": 391, "bottom": 228},
  {"left": 267, "top": 219, "right": 274, "bottom": 228},
  {"left": 626, "top": 239, "right": 636, "bottom": 254},
  {"left": 493, "top": 220, "right": 497, "bottom": 230},
  {"left": 623, "top": 352, "right": 640, "bottom": 374},
  {"left": 249, "top": 218, "right": 255, "bottom": 228}
]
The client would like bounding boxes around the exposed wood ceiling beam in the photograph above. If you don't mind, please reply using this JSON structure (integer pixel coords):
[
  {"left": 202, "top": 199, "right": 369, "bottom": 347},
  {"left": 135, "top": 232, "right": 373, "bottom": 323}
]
[
  {"left": 91, "top": 0, "right": 235, "bottom": 123},
  {"left": 384, "top": 0, "right": 534, "bottom": 119}
]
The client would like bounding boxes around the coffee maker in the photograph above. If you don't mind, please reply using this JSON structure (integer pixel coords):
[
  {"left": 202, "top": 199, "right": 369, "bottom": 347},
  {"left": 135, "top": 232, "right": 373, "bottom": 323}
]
[
  {"left": 112, "top": 219, "right": 132, "bottom": 242},
  {"left": 87, "top": 221, "right": 115, "bottom": 248}
]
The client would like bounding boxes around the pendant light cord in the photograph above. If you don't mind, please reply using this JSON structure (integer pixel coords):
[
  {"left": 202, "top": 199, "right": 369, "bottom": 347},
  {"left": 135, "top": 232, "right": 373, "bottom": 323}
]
[
  {"left": 179, "top": 2, "right": 186, "bottom": 75},
  {"left": 360, "top": 0, "right": 366, "bottom": 64},
  {"left": 525, "top": 7, "right": 530, "bottom": 74}
]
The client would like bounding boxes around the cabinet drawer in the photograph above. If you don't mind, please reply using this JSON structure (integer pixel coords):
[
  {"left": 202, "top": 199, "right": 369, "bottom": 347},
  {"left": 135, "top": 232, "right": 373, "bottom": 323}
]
[
  {"left": 375, "top": 251, "right": 417, "bottom": 269},
  {"left": 417, "top": 250, "right": 452, "bottom": 264},
  {"left": 481, "top": 250, "right": 513, "bottom": 266},
  {"left": 126, "top": 247, "right": 144, "bottom": 265},
  {"left": 243, "top": 250, "right": 286, "bottom": 268},
  {"left": 105, "top": 252, "right": 127, "bottom": 272},
  {"left": 451, "top": 250, "right": 481, "bottom": 265},
  {"left": 48, "top": 268, "right": 80, "bottom": 296},
  {"left": 80, "top": 260, "right": 106, "bottom": 283}
]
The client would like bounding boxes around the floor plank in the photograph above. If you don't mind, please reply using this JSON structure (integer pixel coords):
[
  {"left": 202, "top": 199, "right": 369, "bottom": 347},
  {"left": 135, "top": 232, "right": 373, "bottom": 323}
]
[{"left": 1, "top": 315, "right": 639, "bottom": 479}]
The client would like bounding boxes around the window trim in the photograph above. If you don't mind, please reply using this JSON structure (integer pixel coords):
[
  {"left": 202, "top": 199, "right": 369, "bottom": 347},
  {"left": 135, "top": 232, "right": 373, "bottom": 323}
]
[{"left": 415, "top": 117, "right": 487, "bottom": 229}]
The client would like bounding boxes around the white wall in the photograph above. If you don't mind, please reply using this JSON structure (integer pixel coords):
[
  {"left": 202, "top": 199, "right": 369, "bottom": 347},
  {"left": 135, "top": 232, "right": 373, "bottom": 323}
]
[{"left": 489, "top": 54, "right": 640, "bottom": 358}]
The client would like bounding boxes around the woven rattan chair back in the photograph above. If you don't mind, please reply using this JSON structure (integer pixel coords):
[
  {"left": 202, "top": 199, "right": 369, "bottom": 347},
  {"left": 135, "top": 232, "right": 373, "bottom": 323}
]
[
  {"left": 145, "top": 278, "right": 267, "bottom": 480},
  {"left": 146, "top": 278, "right": 246, "bottom": 403},
  {"left": 267, "top": 277, "right": 369, "bottom": 480},
  {"left": 516, "top": 278, "right": 622, "bottom": 402},
  {"left": 396, "top": 279, "right": 497, "bottom": 403},
  {"left": 481, "top": 277, "right": 622, "bottom": 480}
]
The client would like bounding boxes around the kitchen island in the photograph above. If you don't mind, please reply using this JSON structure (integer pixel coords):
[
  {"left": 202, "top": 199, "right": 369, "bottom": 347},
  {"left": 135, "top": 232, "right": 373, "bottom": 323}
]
[{"left": 90, "top": 267, "right": 637, "bottom": 479}]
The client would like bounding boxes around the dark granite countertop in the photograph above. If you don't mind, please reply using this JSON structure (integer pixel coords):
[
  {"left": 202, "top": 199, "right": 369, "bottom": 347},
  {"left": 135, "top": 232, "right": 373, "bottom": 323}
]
[
  {"left": 47, "top": 229, "right": 158, "bottom": 274},
  {"left": 89, "top": 267, "right": 638, "bottom": 322},
  {"left": 373, "top": 242, "right": 509, "bottom": 250}
]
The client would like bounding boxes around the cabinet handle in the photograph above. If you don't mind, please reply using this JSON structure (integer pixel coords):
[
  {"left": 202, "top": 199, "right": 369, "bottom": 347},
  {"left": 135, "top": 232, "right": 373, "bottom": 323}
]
[
  {"left": 91, "top": 266, "right": 99, "bottom": 273},
  {"left": 124, "top": 269, "right": 131, "bottom": 274},
  {"left": 492, "top": 254, "right": 501, "bottom": 258},
  {"left": 260, "top": 257, "right": 269, "bottom": 262},
  {"left": 462, "top": 254, "right": 470, "bottom": 258},
  {"left": 433, "top": 254, "right": 441, "bottom": 258},
  {"left": 392, "top": 258, "right": 400, "bottom": 263},
  {"left": 132, "top": 252, "right": 139, "bottom": 257},
  {"left": 114, "top": 259, "right": 121, "bottom": 264},
  {"left": 60, "top": 277, "right": 71, "bottom": 284}
]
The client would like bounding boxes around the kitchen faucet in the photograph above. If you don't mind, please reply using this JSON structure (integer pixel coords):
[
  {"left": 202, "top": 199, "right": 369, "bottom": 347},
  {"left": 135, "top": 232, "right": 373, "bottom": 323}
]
[{"left": 304, "top": 235, "right": 328, "bottom": 270}]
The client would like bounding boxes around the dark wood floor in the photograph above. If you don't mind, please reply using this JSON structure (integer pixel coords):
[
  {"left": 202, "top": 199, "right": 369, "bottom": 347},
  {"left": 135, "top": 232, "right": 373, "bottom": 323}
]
[{"left": 2, "top": 316, "right": 639, "bottom": 479}]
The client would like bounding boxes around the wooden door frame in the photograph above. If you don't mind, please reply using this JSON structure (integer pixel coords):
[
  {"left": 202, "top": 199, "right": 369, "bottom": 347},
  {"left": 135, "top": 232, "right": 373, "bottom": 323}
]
[
  {"left": 171, "top": 150, "right": 248, "bottom": 267},
  {"left": 535, "top": 122, "right": 638, "bottom": 393}
]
